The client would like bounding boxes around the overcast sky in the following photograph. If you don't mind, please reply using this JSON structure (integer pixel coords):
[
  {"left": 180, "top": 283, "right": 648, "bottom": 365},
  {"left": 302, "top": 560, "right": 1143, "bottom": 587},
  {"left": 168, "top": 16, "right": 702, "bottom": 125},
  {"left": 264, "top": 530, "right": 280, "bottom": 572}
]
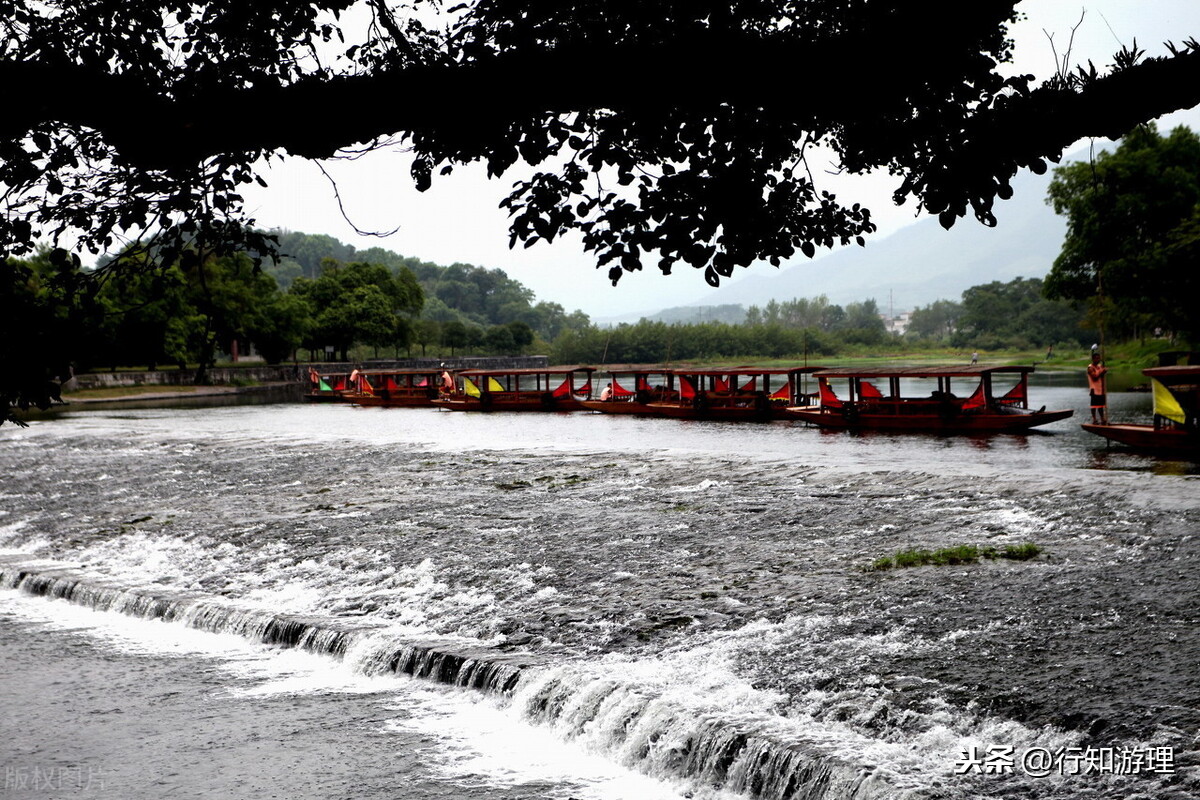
[{"left": 241, "top": 2, "right": 1200, "bottom": 318}]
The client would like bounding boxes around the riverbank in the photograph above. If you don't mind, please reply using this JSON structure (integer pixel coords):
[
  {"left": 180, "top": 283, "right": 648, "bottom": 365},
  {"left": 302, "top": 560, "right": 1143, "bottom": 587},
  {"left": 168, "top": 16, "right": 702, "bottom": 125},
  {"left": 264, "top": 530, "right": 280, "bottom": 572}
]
[{"left": 60, "top": 383, "right": 296, "bottom": 404}]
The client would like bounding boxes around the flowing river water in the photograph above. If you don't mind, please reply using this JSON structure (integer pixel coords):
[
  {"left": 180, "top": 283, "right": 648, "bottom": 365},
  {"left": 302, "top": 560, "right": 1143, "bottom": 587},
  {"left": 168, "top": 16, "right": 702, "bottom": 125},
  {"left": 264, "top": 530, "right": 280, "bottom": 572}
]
[{"left": 1, "top": 383, "right": 1197, "bottom": 800}]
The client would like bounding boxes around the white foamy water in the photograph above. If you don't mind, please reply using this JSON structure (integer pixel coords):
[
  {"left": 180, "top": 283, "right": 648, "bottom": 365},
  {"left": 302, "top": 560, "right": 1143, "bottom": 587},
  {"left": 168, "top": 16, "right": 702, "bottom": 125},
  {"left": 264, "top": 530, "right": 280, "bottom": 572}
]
[
  {"left": 0, "top": 589, "right": 703, "bottom": 800},
  {"left": 2, "top": 398, "right": 1197, "bottom": 800},
  {"left": 384, "top": 688, "right": 715, "bottom": 800},
  {"left": 508, "top": 617, "right": 1089, "bottom": 798}
]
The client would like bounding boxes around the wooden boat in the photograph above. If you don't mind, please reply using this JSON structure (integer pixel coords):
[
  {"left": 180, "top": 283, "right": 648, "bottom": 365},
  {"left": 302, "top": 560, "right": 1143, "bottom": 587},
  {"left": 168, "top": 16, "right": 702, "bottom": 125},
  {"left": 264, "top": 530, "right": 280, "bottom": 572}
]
[
  {"left": 653, "top": 367, "right": 820, "bottom": 421},
  {"left": 344, "top": 368, "right": 449, "bottom": 407},
  {"left": 576, "top": 365, "right": 678, "bottom": 416},
  {"left": 787, "top": 365, "right": 1073, "bottom": 432},
  {"left": 305, "top": 368, "right": 352, "bottom": 402},
  {"left": 433, "top": 366, "right": 596, "bottom": 412},
  {"left": 1082, "top": 364, "right": 1199, "bottom": 454},
  {"left": 580, "top": 366, "right": 820, "bottom": 421}
]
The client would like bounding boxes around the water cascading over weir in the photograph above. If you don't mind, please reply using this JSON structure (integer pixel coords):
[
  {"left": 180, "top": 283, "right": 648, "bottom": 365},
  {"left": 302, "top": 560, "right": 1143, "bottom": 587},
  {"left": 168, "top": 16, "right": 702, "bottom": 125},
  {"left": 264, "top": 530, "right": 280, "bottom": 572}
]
[{"left": 1, "top": 557, "right": 899, "bottom": 800}]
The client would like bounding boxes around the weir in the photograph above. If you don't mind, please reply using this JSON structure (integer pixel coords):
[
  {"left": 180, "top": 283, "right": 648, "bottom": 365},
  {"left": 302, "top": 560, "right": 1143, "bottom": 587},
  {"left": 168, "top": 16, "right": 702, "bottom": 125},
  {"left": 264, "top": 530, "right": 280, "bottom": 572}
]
[
  {"left": 0, "top": 559, "right": 539, "bottom": 695},
  {"left": 1, "top": 558, "right": 900, "bottom": 800}
]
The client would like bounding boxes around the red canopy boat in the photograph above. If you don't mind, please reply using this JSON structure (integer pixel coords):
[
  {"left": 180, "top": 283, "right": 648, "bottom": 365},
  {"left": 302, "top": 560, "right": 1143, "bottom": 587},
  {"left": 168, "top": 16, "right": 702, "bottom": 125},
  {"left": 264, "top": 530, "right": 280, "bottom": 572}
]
[
  {"left": 580, "top": 366, "right": 820, "bottom": 421},
  {"left": 576, "top": 365, "right": 678, "bottom": 415},
  {"left": 1082, "top": 364, "right": 1200, "bottom": 454},
  {"left": 786, "top": 365, "right": 1073, "bottom": 432},
  {"left": 305, "top": 368, "right": 352, "bottom": 402},
  {"left": 433, "top": 366, "right": 596, "bottom": 412},
  {"left": 343, "top": 368, "right": 449, "bottom": 407}
]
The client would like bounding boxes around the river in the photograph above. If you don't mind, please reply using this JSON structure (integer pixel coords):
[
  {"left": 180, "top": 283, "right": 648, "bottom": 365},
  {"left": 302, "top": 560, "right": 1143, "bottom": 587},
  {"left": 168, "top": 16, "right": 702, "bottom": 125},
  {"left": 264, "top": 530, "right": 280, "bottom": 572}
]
[{"left": 1, "top": 384, "right": 1197, "bottom": 799}]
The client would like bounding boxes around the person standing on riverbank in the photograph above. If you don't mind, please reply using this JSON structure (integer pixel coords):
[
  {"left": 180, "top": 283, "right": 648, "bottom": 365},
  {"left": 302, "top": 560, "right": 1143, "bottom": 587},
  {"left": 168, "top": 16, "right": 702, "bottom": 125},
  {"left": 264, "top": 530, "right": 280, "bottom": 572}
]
[{"left": 1087, "top": 352, "right": 1109, "bottom": 424}]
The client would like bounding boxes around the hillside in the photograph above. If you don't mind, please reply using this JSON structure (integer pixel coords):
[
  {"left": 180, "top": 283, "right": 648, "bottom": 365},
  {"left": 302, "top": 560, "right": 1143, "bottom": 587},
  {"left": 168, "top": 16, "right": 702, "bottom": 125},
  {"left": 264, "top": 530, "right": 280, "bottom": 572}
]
[
  {"left": 596, "top": 160, "right": 1065, "bottom": 325},
  {"left": 264, "top": 230, "right": 592, "bottom": 338}
]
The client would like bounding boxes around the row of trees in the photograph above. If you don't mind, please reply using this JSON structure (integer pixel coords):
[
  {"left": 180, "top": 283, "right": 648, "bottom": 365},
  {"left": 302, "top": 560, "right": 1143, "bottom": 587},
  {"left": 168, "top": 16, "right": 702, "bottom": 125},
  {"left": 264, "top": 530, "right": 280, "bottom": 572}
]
[
  {"left": 744, "top": 297, "right": 889, "bottom": 344},
  {"left": 551, "top": 319, "right": 838, "bottom": 365},
  {"left": 289, "top": 260, "right": 423, "bottom": 361},
  {"left": 269, "top": 231, "right": 592, "bottom": 340},
  {"left": 0, "top": 237, "right": 1157, "bottom": 402},
  {"left": 906, "top": 277, "right": 1092, "bottom": 350},
  {"left": 1, "top": 230, "right": 601, "bottom": 381},
  {"left": 35, "top": 250, "right": 297, "bottom": 380},
  {"left": 63, "top": 250, "right": 556, "bottom": 369},
  {"left": 552, "top": 277, "right": 1094, "bottom": 365}
]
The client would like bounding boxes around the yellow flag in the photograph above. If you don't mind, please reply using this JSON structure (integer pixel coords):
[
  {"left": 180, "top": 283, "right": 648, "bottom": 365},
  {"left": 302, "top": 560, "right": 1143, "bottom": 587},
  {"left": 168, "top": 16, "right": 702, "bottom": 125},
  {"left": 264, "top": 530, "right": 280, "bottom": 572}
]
[
  {"left": 1152, "top": 379, "right": 1186, "bottom": 424},
  {"left": 463, "top": 378, "right": 481, "bottom": 398},
  {"left": 487, "top": 377, "right": 505, "bottom": 392}
]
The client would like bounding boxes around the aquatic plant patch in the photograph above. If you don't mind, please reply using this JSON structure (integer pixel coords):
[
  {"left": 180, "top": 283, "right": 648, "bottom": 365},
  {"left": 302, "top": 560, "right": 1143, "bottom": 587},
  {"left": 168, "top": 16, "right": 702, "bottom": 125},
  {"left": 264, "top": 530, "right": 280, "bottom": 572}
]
[{"left": 869, "top": 543, "right": 1042, "bottom": 571}]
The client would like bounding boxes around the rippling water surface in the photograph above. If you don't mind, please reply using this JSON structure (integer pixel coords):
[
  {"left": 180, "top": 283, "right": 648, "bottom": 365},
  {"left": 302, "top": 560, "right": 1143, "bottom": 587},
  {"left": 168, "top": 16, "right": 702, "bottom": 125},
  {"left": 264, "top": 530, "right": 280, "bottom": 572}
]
[{"left": 1, "top": 387, "right": 1197, "bottom": 799}]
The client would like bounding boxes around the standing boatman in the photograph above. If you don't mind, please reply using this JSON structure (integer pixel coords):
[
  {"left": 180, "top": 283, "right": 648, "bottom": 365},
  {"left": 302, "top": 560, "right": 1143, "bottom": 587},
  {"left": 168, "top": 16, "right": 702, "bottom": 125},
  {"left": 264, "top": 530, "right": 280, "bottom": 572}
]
[{"left": 1087, "top": 352, "right": 1109, "bottom": 424}]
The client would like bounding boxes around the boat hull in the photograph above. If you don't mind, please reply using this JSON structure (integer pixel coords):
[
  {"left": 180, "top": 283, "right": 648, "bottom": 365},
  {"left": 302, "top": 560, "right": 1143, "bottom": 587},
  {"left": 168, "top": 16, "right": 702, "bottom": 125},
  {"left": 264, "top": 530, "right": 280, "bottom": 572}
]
[
  {"left": 646, "top": 401, "right": 782, "bottom": 422},
  {"left": 1082, "top": 423, "right": 1200, "bottom": 454},
  {"left": 580, "top": 398, "right": 804, "bottom": 421},
  {"left": 433, "top": 395, "right": 588, "bottom": 412},
  {"left": 788, "top": 407, "right": 1074, "bottom": 432},
  {"left": 349, "top": 392, "right": 440, "bottom": 408},
  {"left": 577, "top": 399, "right": 658, "bottom": 416}
]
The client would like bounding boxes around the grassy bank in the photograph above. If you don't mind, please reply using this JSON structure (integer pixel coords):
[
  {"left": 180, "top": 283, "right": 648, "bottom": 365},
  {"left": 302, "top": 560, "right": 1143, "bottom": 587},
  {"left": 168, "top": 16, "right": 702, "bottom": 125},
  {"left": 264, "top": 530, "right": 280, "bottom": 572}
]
[{"left": 60, "top": 385, "right": 219, "bottom": 400}]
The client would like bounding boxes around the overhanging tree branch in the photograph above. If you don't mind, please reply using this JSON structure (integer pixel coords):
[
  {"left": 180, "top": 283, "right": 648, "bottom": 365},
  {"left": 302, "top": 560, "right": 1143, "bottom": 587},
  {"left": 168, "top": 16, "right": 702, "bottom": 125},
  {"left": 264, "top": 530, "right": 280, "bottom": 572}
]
[{"left": 0, "top": 27, "right": 1140, "bottom": 166}]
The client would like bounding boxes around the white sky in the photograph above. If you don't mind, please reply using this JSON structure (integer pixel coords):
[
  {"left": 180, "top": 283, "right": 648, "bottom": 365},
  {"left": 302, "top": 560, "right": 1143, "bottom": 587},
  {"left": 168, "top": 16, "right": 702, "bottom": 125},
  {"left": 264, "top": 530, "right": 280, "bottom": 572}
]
[{"left": 241, "top": 2, "right": 1200, "bottom": 318}]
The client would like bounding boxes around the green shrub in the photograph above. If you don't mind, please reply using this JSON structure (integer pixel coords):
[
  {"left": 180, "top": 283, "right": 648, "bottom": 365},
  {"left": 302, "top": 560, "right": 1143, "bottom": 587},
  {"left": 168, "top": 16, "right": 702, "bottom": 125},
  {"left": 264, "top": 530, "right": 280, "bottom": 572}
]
[{"left": 869, "top": 543, "right": 1041, "bottom": 571}]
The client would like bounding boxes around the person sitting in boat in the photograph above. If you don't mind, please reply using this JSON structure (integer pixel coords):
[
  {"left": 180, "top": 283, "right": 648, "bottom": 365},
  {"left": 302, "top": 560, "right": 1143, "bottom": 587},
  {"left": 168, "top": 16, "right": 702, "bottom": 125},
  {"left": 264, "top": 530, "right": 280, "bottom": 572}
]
[
  {"left": 600, "top": 383, "right": 614, "bottom": 401},
  {"left": 1087, "top": 352, "right": 1108, "bottom": 424}
]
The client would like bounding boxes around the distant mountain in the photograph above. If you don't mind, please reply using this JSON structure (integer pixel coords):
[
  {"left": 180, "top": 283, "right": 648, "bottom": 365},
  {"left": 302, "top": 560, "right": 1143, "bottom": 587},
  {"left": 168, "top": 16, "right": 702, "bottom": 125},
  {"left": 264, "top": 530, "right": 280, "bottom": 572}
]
[
  {"left": 636, "top": 303, "right": 748, "bottom": 325},
  {"left": 698, "top": 167, "right": 1066, "bottom": 314},
  {"left": 596, "top": 159, "right": 1068, "bottom": 325}
]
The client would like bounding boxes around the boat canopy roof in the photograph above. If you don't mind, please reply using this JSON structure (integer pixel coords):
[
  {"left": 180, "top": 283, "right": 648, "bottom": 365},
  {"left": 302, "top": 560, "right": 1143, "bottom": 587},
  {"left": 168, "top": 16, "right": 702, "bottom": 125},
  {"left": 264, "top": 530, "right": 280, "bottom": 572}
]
[
  {"left": 596, "top": 364, "right": 676, "bottom": 375},
  {"left": 673, "top": 365, "right": 823, "bottom": 377},
  {"left": 458, "top": 365, "right": 596, "bottom": 377},
  {"left": 355, "top": 367, "right": 443, "bottom": 375},
  {"left": 1144, "top": 365, "right": 1200, "bottom": 383},
  {"left": 812, "top": 365, "right": 1035, "bottom": 379}
]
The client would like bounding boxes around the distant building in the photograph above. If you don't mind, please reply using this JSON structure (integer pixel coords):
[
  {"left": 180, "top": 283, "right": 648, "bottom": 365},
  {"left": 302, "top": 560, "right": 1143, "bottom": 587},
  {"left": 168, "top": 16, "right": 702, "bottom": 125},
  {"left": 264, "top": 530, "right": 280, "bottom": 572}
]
[{"left": 881, "top": 311, "right": 912, "bottom": 336}]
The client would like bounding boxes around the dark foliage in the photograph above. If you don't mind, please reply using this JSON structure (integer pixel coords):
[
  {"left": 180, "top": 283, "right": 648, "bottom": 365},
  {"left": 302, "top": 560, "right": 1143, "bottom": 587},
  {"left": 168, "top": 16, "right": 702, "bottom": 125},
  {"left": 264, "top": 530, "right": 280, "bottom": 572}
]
[
  {"left": 954, "top": 277, "right": 1091, "bottom": 349},
  {"left": 1046, "top": 124, "right": 1200, "bottom": 341}
]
